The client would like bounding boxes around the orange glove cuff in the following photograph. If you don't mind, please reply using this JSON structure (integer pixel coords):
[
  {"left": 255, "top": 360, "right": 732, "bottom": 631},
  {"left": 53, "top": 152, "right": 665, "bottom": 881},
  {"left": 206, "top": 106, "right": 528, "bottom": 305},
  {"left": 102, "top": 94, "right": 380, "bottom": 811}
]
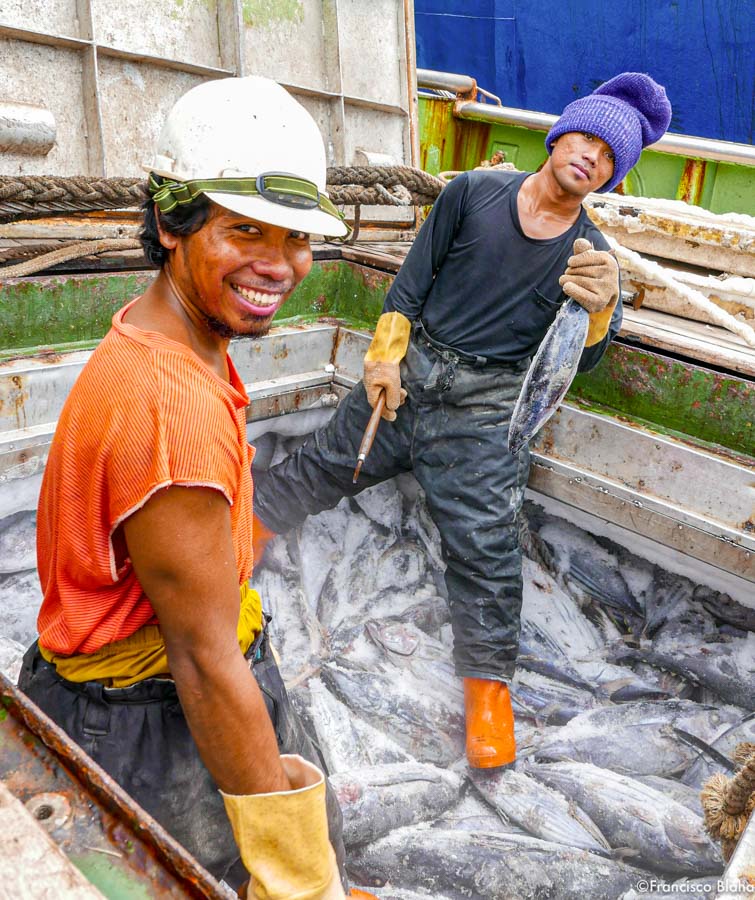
[
  {"left": 364, "top": 312, "right": 411, "bottom": 365},
  {"left": 585, "top": 295, "right": 619, "bottom": 346}
]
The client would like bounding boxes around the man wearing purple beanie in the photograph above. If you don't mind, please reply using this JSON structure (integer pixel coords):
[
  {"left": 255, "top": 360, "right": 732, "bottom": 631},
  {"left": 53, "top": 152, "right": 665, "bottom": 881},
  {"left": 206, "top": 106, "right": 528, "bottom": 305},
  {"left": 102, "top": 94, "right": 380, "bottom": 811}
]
[{"left": 253, "top": 73, "right": 672, "bottom": 769}]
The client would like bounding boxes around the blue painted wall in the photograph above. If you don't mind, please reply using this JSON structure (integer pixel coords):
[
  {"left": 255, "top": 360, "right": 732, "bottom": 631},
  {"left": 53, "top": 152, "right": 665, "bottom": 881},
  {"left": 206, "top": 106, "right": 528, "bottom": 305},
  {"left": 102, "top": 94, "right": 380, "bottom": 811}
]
[{"left": 415, "top": 0, "right": 754, "bottom": 144}]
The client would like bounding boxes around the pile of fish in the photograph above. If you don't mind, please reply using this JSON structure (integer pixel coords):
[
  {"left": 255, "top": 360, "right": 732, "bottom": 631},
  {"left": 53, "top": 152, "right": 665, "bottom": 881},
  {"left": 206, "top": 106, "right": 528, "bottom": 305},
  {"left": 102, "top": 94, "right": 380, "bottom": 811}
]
[
  {"left": 1, "top": 433, "right": 753, "bottom": 899},
  {"left": 251, "top": 460, "right": 754, "bottom": 900}
]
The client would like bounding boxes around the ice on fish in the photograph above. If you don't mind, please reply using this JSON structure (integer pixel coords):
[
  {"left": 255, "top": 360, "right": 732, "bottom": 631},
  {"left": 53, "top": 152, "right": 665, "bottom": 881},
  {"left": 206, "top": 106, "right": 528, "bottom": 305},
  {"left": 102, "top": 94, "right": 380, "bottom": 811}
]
[
  {"left": 348, "top": 825, "right": 643, "bottom": 900},
  {"left": 431, "top": 790, "right": 529, "bottom": 835},
  {"left": 254, "top": 567, "right": 323, "bottom": 684},
  {"left": 520, "top": 557, "right": 605, "bottom": 659},
  {"left": 537, "top": 520, "right": 643, "bottom": 623},
  {"left": 321, "top": 663, "right": 465, "bottom": 767},
  {"left": 511, "top": 668, "right": 602, "bottom": 725},
  {"left": 331, "top": 762, "right": 461, "bottom": 848},
  {"left": 535, "top": 700, "right": 740, "bottom": 777},
  {"left": 351, "top": 480, "right": 403, "bottom": 534},
  {"left": 0, "top": 634, "right": 26, "bottom": 682},
  {"left": 0, "top": 510, "right": 37, "bottom": 575},
  {"left": 0, "top": 569, "right": 42, "bottom": 645},
  {"left": 309, "top": 678, "right": 413, "bottom": 773},
  {"left": 568, "top": 655, "right": 671, "bottom": 702},
  {"left": 680, "top": 713, "right": 755, "bottom": 790},
  {"left": 610, "top": 636, "right": 755, "bottom": 710},
  {"left": 635, "top": 776, "right": 704, "bottom": 817},
  {"left": 527, "top": 761, "right": 723, "bottom": 876},
  {"left": 469, "top": 767, "right": 611, "bottom": 856}
]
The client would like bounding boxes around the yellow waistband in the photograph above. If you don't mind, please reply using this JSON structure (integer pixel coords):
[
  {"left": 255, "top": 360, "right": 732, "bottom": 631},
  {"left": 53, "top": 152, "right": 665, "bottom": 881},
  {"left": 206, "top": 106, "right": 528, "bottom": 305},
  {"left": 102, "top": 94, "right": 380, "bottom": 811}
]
[{"left": 40, "top": 583, "right": 263, "bottom": 688}]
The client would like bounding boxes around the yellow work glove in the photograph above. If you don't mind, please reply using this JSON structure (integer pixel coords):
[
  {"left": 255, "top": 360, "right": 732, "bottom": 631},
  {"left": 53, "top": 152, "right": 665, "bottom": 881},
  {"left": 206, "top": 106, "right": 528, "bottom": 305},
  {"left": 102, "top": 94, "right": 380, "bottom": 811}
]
[
  {"left": 363, "top": 311, "right": 411, "bottom": 422},
  {"left": 559, "top": 238, "right": 620, "bottom": 346},
  {"left": 221, "top": 755, "right": 345, "bottom": 900}
]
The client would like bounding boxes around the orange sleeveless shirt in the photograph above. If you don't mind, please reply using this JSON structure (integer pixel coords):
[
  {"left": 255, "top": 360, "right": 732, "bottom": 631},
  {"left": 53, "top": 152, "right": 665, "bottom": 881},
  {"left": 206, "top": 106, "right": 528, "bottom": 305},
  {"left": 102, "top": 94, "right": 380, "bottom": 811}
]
[{"left": 36, "top": 302, "right": 255, "bottom": 656}]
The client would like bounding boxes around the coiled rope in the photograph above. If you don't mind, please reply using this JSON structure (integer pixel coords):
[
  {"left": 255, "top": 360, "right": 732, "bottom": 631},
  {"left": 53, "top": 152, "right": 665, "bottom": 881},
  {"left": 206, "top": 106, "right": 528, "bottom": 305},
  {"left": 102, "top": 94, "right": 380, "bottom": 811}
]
[
  {"left": 0, "top": 167, "right": 446, "bottom": 224},
  {"left": 702, "top": 743, "right": 755, "bottom": 861}
]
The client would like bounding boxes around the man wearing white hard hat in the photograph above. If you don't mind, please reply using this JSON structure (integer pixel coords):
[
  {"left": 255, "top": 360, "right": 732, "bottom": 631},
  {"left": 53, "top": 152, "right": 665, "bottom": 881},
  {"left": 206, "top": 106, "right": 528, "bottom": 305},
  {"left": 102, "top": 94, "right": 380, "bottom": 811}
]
[{"left": 19, "top": 76, "right": 375, "bottom": 899}]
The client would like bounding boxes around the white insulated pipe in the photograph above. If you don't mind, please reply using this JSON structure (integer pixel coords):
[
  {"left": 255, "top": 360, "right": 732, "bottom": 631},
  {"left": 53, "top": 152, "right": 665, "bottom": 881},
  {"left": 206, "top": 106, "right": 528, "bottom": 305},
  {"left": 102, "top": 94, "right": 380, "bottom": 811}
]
[
  {"left": 417, "top": 70, "right": 755, "bottom": 167},
  {"left": 0, "top": 101, "right": 56, "bottom": 155}
]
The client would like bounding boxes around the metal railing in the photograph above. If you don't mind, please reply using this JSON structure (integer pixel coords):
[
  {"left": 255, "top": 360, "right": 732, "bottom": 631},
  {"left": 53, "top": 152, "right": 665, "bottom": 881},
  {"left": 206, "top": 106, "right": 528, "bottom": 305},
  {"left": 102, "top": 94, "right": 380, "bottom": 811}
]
[{"left": 417, "top": 69, "right": 755, "bottom": 166}]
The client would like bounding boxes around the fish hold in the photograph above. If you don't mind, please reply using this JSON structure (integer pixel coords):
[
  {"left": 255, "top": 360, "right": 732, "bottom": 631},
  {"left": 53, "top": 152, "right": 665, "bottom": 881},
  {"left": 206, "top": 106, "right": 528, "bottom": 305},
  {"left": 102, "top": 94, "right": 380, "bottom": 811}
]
[
  {"left": 469, "top": 767, "right": 611, "bottom": 855},
  {"left": 370, "top": 889, "right": 454, "bottom": 900},
  {"left": 331, "top": 762, "right": 461, "bottom": 848},
  {"left": 348, "top": 826, "right": 641, "bottom": 900},
  {"left": 321, "top": 664, "right": 465, "bottom": 766},
  {"left": 508, "top": 298, "right": 589, "bottom": 454},
  {"left": 526, "top": 762, "right": 723, "bottom": 876}
]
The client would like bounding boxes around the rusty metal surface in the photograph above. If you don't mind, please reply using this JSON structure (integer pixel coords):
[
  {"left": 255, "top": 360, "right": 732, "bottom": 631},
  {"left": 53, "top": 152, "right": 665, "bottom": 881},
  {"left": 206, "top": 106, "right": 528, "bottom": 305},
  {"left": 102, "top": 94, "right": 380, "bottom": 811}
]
[
  {"left": 585, "top": 195, "right": 755, "bottom": 277},
  {"left": 677, "top": 158, "right": 709, "bottom": 206},
  {"left": 0, "top": 672, "right": 226, "bottom": 898}
]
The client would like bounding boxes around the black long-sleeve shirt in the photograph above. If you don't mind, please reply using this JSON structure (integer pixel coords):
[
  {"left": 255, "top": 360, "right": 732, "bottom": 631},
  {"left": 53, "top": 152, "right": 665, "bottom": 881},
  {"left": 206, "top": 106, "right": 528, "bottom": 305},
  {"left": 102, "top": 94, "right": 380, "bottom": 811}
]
[{"left": 383, "top": 170, "right": 622, "bottom": 371}]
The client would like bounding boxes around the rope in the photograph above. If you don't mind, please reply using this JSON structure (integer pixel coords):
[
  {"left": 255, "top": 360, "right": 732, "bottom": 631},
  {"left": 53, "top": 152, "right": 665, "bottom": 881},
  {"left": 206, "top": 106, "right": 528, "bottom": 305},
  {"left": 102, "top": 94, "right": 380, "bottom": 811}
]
[
  {"left": 0, "top": 168, "right": 446, "bottom": 223},
  {"left": 701, "top": 744, "right": 755, "bottom": 861},
  {"left": 0, "top": 239, "right": 142, "bottom": 279},
  {"left": 607, "top": 236, "right": 755, "bottom": 348},
  {"left": 0, "top": 177, "right": 147, "bottom": 222}
]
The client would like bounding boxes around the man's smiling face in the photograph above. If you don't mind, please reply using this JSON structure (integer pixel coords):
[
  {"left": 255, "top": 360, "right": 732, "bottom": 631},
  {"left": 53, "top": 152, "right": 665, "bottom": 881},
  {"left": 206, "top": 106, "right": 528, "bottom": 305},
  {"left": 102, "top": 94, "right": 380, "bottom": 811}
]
[{"left": 167, "top": 202, "right": 313, "bottom": 339}]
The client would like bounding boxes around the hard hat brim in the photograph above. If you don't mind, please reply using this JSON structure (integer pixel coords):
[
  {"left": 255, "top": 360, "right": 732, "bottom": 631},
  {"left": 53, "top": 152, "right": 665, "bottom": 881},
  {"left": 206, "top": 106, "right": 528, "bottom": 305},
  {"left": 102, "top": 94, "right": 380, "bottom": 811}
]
[{"left": 205, "top": 191, "right": 349, "bottom": 239}]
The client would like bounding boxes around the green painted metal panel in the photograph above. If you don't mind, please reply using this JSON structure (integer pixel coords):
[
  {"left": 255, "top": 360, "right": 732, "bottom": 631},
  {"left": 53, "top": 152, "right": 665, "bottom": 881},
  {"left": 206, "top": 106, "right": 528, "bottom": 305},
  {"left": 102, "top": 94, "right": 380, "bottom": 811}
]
[
  {"left": 0, "top": 262, "right": 391, "bottom": 360},
  {"left": 1, "top": 260, "right": 749, "bottom": 458},
  {"left": 272, "top": 260, "right": 391, "bottom": 330},
  {"left": 0, "top": 273, "right": 156, "bottom": 357},
  {"left": 570, "top": 344, "right": 754, "bottom": 458},
  {"left": 418, "top": 96, "right": 754, "bottom": 214}
]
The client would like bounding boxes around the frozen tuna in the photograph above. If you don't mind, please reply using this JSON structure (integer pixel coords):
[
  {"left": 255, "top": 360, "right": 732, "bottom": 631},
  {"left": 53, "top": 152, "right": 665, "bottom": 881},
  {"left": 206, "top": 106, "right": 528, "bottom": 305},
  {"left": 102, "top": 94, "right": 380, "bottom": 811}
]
[
  {"left": 526, "top": 761, "right": 723, "bottom": 876},
  {"left": 508, "top": 299, "right": 589, "bottom": 455},
  {"left": 331, "top": 762, "right": 461, "bottom": 848}
]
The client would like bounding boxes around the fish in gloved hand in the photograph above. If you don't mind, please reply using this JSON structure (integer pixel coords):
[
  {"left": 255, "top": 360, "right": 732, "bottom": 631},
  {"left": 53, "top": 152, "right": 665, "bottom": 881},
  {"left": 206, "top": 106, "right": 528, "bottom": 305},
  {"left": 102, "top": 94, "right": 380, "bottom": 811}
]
[{"left": 508, "top": 238, "right": 620, "bottom": 454}]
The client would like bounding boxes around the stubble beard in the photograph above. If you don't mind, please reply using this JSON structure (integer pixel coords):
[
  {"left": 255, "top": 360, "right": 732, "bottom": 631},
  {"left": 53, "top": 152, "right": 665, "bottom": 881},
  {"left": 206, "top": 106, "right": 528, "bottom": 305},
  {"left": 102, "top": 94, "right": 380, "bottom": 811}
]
[{"left": 201, "top": 309, "right": 273, "bottom": 341}]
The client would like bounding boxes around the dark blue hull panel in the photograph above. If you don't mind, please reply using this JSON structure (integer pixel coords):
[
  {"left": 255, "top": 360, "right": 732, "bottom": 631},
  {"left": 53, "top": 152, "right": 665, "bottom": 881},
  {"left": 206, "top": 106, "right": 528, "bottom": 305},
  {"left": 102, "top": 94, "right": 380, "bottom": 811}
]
[{"left": 415, "top": 0, "right": 754, "bottom": 144}]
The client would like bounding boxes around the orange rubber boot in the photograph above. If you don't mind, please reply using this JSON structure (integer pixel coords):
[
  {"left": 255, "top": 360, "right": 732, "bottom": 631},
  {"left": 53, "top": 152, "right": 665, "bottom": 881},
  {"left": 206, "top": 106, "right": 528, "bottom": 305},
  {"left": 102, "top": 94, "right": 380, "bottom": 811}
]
[
  {"left": 463, "top": 677, "right": 516, "bottom": 769},
  {"left": 348, "top": 891, "right": 379, "bottom": 899},
  {"left": 252, "top": 514, "right": 277, "bottom": 570}
]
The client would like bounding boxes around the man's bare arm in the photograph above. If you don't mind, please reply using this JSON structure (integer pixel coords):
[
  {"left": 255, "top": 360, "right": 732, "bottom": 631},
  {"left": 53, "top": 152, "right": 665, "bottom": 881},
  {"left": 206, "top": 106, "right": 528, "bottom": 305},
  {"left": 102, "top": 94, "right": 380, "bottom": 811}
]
[{"left": 123, "top": 485, "right": 289, "bottom": 795}]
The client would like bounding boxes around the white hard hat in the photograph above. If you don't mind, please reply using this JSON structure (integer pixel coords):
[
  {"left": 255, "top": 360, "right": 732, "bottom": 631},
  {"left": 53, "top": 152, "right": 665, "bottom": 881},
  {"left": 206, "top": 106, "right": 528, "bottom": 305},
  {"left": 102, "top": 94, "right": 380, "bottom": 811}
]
[{"left": 144, "top": 76, "right": 348, "bottom": 238}]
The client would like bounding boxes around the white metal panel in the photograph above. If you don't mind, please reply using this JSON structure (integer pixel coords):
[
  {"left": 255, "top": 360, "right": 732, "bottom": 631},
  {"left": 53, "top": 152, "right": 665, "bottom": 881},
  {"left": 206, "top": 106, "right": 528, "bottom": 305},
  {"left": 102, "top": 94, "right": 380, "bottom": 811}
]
[
  {"left": 97, "top": 58, "right": 205, "bottom": 176},
  {"left": 338, "top": 0, "right": 404, "bottom": 107},
  {"left": 91, "top": 0, "right": 222, "bottom": 68},
  {"left": 0, "top": 1, "right": 80, "bottom": 37},
  {"left": 241, "top": 1, "right": 330, "bottom": 90},
  {"left": 0, "top": 38, "right": 88, "bottom": 174}
]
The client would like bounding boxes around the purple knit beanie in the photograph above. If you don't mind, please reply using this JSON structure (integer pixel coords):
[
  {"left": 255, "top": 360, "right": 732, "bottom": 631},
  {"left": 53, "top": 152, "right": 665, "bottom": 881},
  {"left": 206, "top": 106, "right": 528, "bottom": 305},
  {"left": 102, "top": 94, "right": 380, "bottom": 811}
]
[{"left": 545, "top": 72, "right": 672, "bottom": 192}]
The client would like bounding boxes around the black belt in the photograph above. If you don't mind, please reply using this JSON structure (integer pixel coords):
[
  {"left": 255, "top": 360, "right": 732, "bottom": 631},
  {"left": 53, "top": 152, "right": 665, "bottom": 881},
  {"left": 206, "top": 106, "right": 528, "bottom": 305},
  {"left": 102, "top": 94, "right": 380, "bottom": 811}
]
[{"left": 414, "top": 320, "right": 489, "bottom": 368}]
